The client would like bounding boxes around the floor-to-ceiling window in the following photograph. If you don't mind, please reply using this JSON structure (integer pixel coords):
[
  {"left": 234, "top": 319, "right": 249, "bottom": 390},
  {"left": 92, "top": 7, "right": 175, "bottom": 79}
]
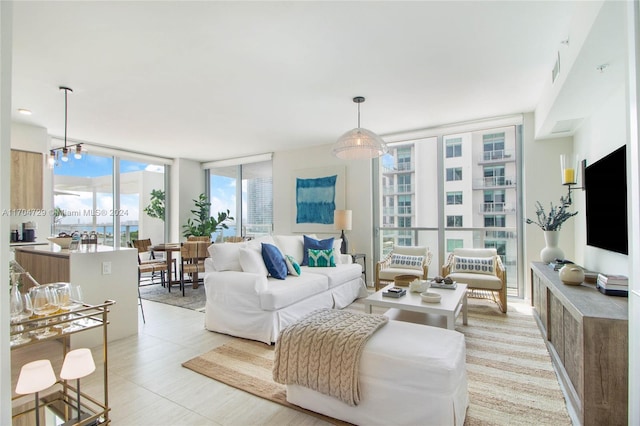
[
  {"left": 376, "top": 120, "right": 522, "bottom": 296},
  {"left": 52, "top": 147, "right": 170, "bottom": 247},
  {"left": 205, "top": 154, "right": 273, "bottom": 241}
]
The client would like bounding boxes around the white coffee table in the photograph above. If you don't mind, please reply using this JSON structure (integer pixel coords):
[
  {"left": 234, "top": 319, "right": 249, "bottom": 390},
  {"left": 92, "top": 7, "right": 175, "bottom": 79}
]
[{"left": 363, "top": 283, "right": 468, "bottom": 330}]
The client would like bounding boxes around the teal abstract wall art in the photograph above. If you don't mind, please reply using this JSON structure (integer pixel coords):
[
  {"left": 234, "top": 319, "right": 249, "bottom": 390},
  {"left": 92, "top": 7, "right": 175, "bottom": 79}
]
[
  {"left": 296, "top": 174, "right": 337, "bottom": 224},
  {"left": 292, "top": 166, "right": 345, "bottom": 233}
]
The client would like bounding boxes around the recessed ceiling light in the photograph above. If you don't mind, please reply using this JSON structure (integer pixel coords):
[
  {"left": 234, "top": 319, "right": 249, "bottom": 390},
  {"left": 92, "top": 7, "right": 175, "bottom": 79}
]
[{"left": 18, "top": 108, "right": 32, "bottom": 115}]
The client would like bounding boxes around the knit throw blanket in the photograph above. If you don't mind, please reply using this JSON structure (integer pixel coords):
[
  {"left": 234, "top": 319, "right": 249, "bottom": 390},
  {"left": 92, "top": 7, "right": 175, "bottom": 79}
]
[{"left": 272, "top": 308, "right": 388, "bottom": 406}]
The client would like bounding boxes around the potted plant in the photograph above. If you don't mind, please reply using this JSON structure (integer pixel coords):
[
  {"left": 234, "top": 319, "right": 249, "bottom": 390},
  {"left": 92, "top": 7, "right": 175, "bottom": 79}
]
[
  {"left": 526, "top": 194, "right": 578, "bottom": 263},
  {"left": 144, "top": 189, "right": 165, "bottom": 221},
  {"left": 182, "top": 193, "right": 233, "bottom": 239}
]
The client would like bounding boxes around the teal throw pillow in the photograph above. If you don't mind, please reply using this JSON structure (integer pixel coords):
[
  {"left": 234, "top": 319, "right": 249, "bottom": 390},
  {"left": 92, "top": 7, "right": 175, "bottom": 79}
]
[
  {"left": 285, "top": 255, "right": 301, "bottom": 276},
  {"left": 261, "top": 243, "right": 288, "bottom": 280},
  {"left": 308, "top": 248, "right": 336, "bottom": 267}
]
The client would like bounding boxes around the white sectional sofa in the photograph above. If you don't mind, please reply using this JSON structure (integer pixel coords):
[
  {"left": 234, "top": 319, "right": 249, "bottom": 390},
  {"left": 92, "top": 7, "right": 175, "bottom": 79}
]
[{"left": 203, "top": 235, "right": 368, "bottom": 344}]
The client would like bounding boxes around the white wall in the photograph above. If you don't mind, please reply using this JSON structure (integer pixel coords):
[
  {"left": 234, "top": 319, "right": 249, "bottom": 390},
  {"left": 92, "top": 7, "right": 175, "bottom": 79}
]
[
  {"left": 169, "top": 158, "right": 204, "bottom": 243},
  {"left": 273, "top": 143, "right": 374, "bottom": 285},
  {"left": 573, "top": 84, "right": 629, "bottom": 276},
  {"left": 522, "top": 114, "right": 575, "bottom": 299},
  {"left": 0, "top": 2, "right": 12, "bottom": 423}
]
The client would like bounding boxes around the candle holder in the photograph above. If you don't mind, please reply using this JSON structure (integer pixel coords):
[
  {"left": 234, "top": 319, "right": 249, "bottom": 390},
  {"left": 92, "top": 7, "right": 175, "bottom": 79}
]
[{"left": 560, "top": 154, "right": 586, "bottom": 203}]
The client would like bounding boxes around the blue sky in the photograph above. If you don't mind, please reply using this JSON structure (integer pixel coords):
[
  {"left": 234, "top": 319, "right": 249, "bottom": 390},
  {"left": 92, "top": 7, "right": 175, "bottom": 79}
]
[{"left": 54, "top": 155, "right": 163, "bottom": 226}]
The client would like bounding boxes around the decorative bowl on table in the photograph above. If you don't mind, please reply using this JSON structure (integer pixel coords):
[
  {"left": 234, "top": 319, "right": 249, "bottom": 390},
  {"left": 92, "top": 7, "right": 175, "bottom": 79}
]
[
  {"left": 47, "top": 236, "right": 73, "bottom": 249},
  {"left": 420, "top": 291, "right": 441, "bottom": 303}
]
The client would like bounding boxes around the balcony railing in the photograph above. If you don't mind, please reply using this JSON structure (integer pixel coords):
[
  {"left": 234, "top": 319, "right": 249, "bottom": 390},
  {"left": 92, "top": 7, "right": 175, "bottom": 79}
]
[
  {"left": 382, "top": 162, "right": 414, "bottom": 173},
  {"left": 479, "top": 203, "right": 516, "bottom": 214},
  {"left": 478, "top": 149, "right": 515, "bottom": 163},
  {"left": 472, "top": 176, "right": 516, "bottom": 189},
  {"left": 383, "top": 184, "right": 413, "bottom": 195}
]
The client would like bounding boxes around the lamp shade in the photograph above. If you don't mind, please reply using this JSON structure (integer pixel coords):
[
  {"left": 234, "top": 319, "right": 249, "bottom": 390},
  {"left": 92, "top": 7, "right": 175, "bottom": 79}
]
[
  {"left": 60, "top": 348, "right": 96, "bottom": 380},
  {"left": 334, "top": 210, "right": 352, "bottom": 231},
  {"left": 15, "top": 360, "right": 57, "bottom": 394},
  {"left": 332, "top": 128, "right": 388, "bottom": 160}
]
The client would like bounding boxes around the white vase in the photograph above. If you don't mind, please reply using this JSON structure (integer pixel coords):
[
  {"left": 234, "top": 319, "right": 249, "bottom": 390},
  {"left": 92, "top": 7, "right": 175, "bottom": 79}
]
[
  {"left": 540, "top": 230, "right": 564, "bottom": 263},
  {"left": 559, "top": 265, "right": 585, "bottom": 285}
]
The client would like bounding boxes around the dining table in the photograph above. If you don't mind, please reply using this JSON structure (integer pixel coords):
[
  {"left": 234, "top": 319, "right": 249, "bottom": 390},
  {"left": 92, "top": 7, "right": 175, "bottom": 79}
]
[{"left": 149, "top": 243, "right": 182, "bottom": 289}]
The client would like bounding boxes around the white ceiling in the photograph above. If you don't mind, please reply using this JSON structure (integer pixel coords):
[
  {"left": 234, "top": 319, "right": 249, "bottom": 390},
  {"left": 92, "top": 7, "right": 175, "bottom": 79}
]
[{"left": 11, "top": 1, "right": 579, "bottom": 162}]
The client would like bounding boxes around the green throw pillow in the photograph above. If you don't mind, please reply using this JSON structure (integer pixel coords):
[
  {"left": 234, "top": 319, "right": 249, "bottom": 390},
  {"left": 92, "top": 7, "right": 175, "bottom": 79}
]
[
  {"left": 285, "top": 255, "right": 301, "bottom": 276},
  {"left": 308, "top": 248, "right": 336, "bottom": 267}
]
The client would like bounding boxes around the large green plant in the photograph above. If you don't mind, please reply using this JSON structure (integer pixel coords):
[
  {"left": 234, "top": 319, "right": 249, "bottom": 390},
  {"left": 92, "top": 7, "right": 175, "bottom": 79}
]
[
  {"left": 144, "top": 189, "right": 165, "bottom": 221},
  {"left": 182, "top": 193, "right": 233, "bottom": 238}
]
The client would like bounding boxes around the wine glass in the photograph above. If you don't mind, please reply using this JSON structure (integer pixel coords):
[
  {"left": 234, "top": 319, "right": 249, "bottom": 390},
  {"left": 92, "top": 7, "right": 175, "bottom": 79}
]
[
  {"left": 10, "top": 291, "right": 33, "bottom": 346},
  {"left": 63, "top": 284, "right": 89, "bottom": 329},
  {"left": 30, "top": 285, "right": 60, "bottom": 339},
  {"left": 52, "top": 283, "right": 72, "bottom": 329}
]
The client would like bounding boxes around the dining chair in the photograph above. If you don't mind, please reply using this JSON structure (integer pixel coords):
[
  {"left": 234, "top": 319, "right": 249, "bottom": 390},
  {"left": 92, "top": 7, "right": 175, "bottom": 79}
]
[
  {"left": 187, "top": 236, "right": 212, "bottom": 242},
  {"left": 132, "top": 239, "right": 176, "bottom": 284},
  {"left": 178, "top": 241, "right": 209, "bottom": 296}
]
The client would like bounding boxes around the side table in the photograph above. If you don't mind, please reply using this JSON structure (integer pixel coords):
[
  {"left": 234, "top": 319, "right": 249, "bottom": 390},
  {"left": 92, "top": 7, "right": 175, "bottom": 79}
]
[{"left": 351, "top": 253, "right": 367, "bottom": 285}]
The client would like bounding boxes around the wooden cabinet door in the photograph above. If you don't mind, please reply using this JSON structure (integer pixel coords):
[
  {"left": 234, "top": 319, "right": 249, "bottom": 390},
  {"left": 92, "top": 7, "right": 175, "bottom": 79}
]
[{"left": 11, "top": 149, "right": 43, "bottom": 209}]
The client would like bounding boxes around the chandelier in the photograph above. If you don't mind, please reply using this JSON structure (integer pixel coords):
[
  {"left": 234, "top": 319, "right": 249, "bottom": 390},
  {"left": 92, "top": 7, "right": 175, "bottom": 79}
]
[
  {"left": 48, "top": 86, "right": 83, "bottom": 168},
  {"left": 332, "top": 96, "right": 387, "bottom": 160}
]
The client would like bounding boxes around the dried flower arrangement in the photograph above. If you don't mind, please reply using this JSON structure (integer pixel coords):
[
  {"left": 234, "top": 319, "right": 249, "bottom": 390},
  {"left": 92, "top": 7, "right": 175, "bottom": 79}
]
[{"left": 526, "top": 194, "right": 578, "bottom": 231}]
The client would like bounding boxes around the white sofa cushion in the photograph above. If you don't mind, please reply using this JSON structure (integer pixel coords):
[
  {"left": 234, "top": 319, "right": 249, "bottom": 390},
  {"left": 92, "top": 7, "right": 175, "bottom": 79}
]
[
  {"left": 208, "top": 242, "right": 246, "bottom": 272},
  {"left": 259, "top": 273, "right": 329, "bottom": 310},
  {"left": 300, "top": 263, "right": 362, "bottom": 289},
  {"left": 274, "top": 235, "right": 305, "bottom": 264},
  {"left": 239, "top": 247, "right": 269, "bottom": 276},
  {"left": 447, "top": 272, "right": 502, "bottom": 290}
]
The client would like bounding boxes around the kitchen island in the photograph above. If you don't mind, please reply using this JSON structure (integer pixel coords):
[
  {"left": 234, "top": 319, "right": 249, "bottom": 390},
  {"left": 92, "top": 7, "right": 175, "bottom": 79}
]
[{"left": 14, "top": 244, "right": 139, "bottom": 347}]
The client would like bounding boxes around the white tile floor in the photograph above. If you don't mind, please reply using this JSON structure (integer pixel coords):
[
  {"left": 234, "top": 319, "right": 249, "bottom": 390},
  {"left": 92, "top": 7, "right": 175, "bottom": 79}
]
[{"left": 11, "top": 301, "right": 330, "bottom": 426}]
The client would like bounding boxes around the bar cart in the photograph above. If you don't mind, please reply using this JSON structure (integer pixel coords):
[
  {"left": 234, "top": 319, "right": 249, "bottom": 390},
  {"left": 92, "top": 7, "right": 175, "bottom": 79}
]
[{"left": 11, "top": 299, "right": 114, "bottom": 426}]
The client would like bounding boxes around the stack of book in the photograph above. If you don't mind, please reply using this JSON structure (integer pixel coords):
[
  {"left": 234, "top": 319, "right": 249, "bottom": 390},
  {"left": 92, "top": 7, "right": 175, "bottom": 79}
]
[
  {"left": 382, "top": 287, "right": 407, "bottom": 298},
  {"left": 596, "top": 273, "right": 628, "bottom": 297}
]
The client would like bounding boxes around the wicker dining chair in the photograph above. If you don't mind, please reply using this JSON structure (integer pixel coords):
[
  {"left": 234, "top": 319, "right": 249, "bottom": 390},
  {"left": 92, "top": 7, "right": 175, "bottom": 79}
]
[{"left": 178, "top": 241, "right": 209, "bottom": 296}]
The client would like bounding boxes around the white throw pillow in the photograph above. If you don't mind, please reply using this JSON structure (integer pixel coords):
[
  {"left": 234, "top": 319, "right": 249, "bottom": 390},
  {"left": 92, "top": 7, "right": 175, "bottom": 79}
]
[
  {"left": 207, "top": 242, "right": 246, "bottom": 271},
  {"left": 390, "top": 254, "right": 424, "bottom": 270},
  {"left": 274, "top": 235, "right": 305, "bottom": 264},
  {"left": 238, "top": 247, "right": 269, "bottom": 276},
  {"left": 451, "top": 255, "right": 496, "bottom": 275}
]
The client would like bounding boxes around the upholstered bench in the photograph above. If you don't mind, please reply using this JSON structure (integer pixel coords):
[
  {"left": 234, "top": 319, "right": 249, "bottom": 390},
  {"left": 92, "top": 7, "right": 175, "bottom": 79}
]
[{"left": 285, "top": 319, "right": 468, "bottom": 426}]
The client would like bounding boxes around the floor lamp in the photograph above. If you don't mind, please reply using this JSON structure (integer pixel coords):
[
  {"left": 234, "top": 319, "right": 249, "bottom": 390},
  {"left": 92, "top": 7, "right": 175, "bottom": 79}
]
[
  {"left": 60, "top": 348, "right": 96, "bottom": 424},
  {"left": 15, "top": 359, "right": 57, "bottom": 426},
  {"left": 334, "top": 209, "right": 352, "bottom": 254}
]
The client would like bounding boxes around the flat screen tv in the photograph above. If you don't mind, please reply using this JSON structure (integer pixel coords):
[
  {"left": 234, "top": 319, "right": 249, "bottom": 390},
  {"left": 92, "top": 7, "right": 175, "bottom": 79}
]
[{"left": 584, "top": 145, "right": 628, "bottom": 255}]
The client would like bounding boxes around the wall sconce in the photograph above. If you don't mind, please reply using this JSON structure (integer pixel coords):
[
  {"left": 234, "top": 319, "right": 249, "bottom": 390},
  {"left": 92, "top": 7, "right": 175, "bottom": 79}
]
[
  {"left": 334, "top": 209, "right": 352, "bottom": 254},
  {"left": 15, "top": 359, "right": 57, "bottom": 426},
  {"left": 60, "top": 348, "right": 96, "bottom": 424},
  {"left": 560, "top": 154, "right": 586, "bottom": 203}
]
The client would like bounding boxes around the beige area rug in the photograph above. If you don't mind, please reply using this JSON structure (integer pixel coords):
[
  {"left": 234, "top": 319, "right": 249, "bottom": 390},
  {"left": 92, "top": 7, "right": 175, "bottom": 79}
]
[
  {"left": 183, "top": 298, "right": 572, "bottom": 425},
  {"left": 139, "top": 282, "right": 206, "bottom": 311}
]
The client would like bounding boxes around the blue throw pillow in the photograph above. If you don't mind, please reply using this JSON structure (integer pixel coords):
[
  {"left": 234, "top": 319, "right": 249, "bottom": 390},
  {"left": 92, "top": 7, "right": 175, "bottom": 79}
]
[
  {"left": 261, "top": 243, "right": 288, "bottom": 280},
  {"left": 302, "top": 236, "right": 334, "bottom": 266}
]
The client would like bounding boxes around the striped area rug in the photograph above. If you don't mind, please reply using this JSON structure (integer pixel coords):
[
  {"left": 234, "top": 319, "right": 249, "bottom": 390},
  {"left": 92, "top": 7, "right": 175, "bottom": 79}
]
[{"left": 183, "top": 297, "right": 571, "bottom": 425}]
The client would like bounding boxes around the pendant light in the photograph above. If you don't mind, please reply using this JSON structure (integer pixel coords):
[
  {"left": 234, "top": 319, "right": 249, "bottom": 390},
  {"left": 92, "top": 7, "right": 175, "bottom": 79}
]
[
  {"left": 332, "top": 96, "right": 387, "bottom": 160},
  {"left": 49, "top": 86, "right": 83, "bottom": 168}
]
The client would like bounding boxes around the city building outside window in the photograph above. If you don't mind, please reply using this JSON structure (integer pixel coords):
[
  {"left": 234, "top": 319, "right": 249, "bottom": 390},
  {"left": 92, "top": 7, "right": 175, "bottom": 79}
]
[
  {"left": 446, "top": 191, "right": 463, "bottom": 205},
  {"left": 447, "top": 238, "right": 464, "bottom": 252},
  {"left": 445, "top": 137, "right": 462, "bottom": 158},
  {"left": 446, "top": 215, "right": 463, "bottom": 227},
  {"left": 446, "top": 167, "right": 462, "bottom": 181}
]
